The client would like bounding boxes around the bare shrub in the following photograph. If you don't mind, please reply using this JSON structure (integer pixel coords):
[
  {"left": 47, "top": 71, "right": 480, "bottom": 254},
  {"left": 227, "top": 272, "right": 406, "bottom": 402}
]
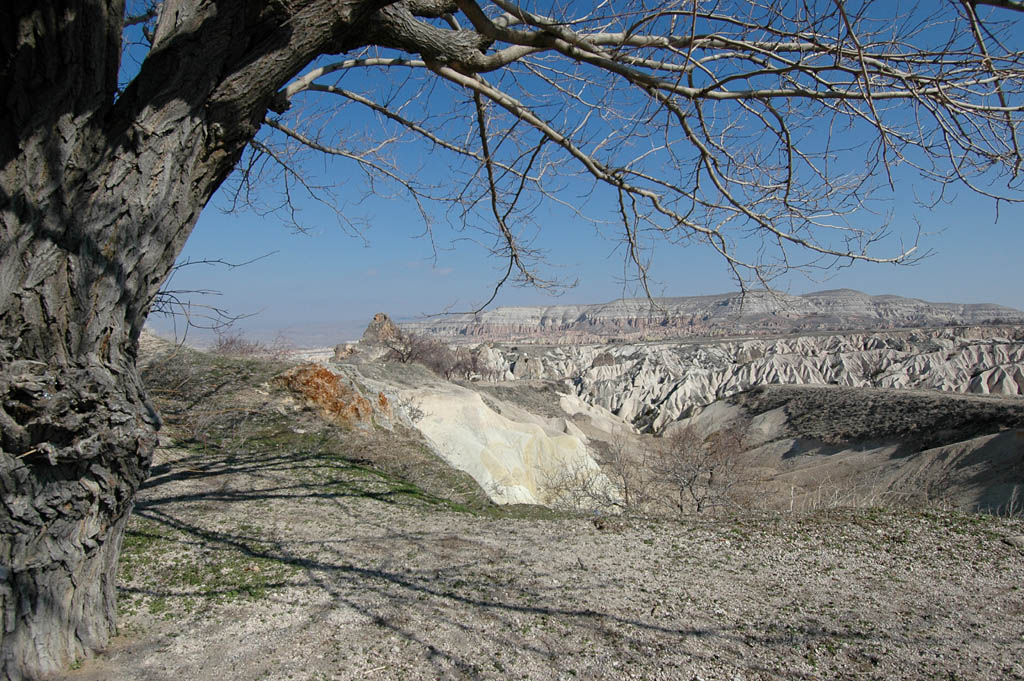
[
  {"left": 210, "top": 331, "right": 291, "bottom": 359},
  {"left": 529, "top": 424, "right": 771, "bottom": 518},
  {"left": 655, "top": 426, "right": 747, "bottom": 515},
  {"left": 534, "top": 437, "right": 661, "bottom": 515},
  {"left": 384, "top": 330, "right": 486, "bottom": 381},
  {"left": 999, "top": 485, "right": 1024, "bottom": 517},
  {"left": 421, "top": 343, "right": 459, "bottom": 380},
  {"left": 598, "top": 436, "right": 655, "bottom": 515},
  {"left": 451, "top": 346, "right": 491, "bottom": 381},
  {"left": 140, "top": 342, "right": 283, "bottom": 452},
  {"left": 533, "top": 428, "right": 752, "bottom": 517},
  {"left": 536, "top": 459, "right": 620, "bottom": 513},
  {"left": 385, "top": 329, "right": 444, "bottom": 363}
]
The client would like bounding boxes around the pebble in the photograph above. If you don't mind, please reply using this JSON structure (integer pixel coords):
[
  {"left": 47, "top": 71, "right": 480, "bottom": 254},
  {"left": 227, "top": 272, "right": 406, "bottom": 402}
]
[{"left": 1000, "top": 535, "right": 1024, "bottom": 550}]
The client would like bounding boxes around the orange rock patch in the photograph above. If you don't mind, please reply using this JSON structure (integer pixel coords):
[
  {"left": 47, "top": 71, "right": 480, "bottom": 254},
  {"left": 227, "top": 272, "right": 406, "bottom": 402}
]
[
  {"left": 377, "top": 391, "right": 392, "bottom": 420},
  {"left": 276, "top": 364, "right": 374, "bottom": 427}
]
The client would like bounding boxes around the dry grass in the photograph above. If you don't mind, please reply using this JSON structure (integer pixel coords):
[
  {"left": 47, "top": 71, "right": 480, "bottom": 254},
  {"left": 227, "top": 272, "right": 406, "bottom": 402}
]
[{"left": 210, "top": 331, "right": 292, "bottom": 360}]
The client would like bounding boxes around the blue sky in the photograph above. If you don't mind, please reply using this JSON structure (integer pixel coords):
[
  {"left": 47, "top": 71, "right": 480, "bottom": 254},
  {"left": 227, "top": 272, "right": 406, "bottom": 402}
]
[
  {"left": 140, "top": 2, "right": 1024, "bottom": 345},
  {"left": 147, "top": 174, "right": 1023, "bottom": 345}
]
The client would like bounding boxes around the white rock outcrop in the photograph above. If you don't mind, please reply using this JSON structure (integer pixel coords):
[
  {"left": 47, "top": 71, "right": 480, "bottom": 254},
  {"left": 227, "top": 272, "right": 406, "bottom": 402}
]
[
  {"left": 399, "top": 382, "right": 615, "bottom": 506},
  {"left": 405, "top": 289, "right": 1024, "bottom": 342}
]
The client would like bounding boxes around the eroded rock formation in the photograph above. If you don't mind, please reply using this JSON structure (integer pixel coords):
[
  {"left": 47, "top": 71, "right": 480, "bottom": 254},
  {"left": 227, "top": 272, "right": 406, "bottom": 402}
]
[
  {"left": 362, "top": 312, "right": 400, "bottom": 344},
  {"left": 276, "top": 364, "right": 387, "bottom": 429},
  {"left": 307, "top": 358, "right": 620, "bottom": 508},
  {"left": 481, "top": 326, "right": 1024, "bottom": 431},
  {"left": 400, "top": 382, "right": 615, "bottom": 506}
]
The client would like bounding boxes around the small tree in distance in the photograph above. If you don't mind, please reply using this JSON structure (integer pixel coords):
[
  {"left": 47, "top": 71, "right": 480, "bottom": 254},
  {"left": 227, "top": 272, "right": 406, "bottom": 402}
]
[
  {"left": 599, "top": 435, "right": 656, "bottom": 515},
  {"left": 383, "top": 328, "right": 445, "bottom": 365},
  {"left": 536, "top": 426, "right": 751, "bottom": 517},
  {"left": 657, "top": 426, "right": 747, "bottom": 515},
  {"left": 384, "top": 328, "right": 491, "bottom": 381}
]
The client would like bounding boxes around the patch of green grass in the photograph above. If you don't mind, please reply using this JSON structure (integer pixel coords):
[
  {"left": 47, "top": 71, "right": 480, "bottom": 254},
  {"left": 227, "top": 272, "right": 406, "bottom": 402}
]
[
  {"left": 147, "top": 596, "right": 169, "bottom": 615},
  {"left": 119, "top": 518, "right": 175, "bottom": 579},
  {"left": 118, "top": 514, "right": 298, "bottom": 618}
]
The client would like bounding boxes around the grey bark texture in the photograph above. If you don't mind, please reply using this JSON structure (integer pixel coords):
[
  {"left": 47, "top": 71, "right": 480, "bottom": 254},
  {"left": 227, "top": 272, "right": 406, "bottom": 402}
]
[{"left": 0, "top": 1, "right": 430, "bottom": 678}]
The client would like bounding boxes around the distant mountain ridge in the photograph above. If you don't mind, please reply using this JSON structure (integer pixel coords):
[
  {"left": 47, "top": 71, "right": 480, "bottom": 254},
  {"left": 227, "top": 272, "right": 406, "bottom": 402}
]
[{"left": 405, "top": 289, "right": 1024, "bottom": 342}]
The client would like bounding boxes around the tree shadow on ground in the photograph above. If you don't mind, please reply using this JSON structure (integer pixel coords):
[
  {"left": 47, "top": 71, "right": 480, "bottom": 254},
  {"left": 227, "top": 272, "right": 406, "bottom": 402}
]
[{"left": 112, "top": 437, "right": 975, "bottom": 681}]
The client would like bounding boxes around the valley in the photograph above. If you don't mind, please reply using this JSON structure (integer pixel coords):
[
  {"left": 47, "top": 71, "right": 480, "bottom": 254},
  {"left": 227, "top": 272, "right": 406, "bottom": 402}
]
[
  {"left": 67, "top": 292, "right": 1024, "bottom": 680},
  {"left": 60, "top": 328, "right": 1024, "bottom": 681}
]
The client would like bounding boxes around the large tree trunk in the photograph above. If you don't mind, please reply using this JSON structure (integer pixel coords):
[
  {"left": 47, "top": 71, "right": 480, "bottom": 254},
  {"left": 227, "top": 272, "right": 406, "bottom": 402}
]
[
  {"left": 0, "top": 86, "right": 189, "bottom": 679},
  {"left": 0, "top": 5, "right": 159, "bottom": 677},
  {"left": 0, "top": 2, "right": 387, "bottom": 678},
  {"left": 0, "top": 362, "right": 156, "bottom": 678},
  {"left": 0, "top": 0, "right": 471, "bottom": 676}
]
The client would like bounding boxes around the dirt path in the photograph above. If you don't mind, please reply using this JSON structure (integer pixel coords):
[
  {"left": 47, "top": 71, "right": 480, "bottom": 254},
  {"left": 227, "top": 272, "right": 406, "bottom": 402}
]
[{"left": 60, "top": 437, "right": 1024, "bottom": 681}]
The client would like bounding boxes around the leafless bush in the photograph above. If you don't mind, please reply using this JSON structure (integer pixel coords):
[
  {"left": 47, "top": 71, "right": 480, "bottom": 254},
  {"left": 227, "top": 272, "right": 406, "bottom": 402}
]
[
  {"left": 210, "top": 331, "right": 291, "bottom": 360},
  {"left": 998, "top": 486, "right": 1024, "bottom": 517},
  {"left": 598, "top": 436, "right": 655, "bottom": 515},
  {"left": 533, "top": 436, "right": 660, "bottom": 515},
  {"left": 452, "top": 346, "right": 492, "bottom": 381},
  {"left": 535, "top": 427, "right": 751, "bottom": 517},
  {"left": 536, "top": 459, "right": 620, "bottom": 513},
  {"left": 140, "top": 343, "right": 276, "bottom": 452},
  {"left": 787, "top": 472, "right": 890, "bottom": 513},
  {"left": 655, "top": 426, "right": 747, "bottom": 516},
  {"left": 385, "top": 330, "right": 488, "bottom": 381},
  {"left": 385, "top": 329, "right": 445, "bottom": 363},
  {"left": 394, "top": 395, "right": 425, "bottom": 424}
]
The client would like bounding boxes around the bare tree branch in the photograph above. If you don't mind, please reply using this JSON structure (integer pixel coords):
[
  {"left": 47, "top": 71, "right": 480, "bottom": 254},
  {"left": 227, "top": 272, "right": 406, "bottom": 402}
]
[{"left": 262, "top": 0, "right": 1024, "bottom": 297}]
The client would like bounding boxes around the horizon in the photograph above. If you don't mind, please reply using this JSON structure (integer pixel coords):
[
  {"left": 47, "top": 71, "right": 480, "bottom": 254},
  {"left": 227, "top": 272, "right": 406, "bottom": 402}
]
[
  {"left": 142, "top": 0, "right": 1024, "bottom": 350},
  {"left": 145, "top": 179, "right": 1024, "bottom": 348},
  {"left": 146, "top": 282, "right": 1024, "bottom": 348}
]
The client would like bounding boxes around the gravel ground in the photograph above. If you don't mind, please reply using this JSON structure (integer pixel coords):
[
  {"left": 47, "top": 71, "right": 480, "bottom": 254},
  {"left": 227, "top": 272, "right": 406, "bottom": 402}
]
[{"left": 59, "top": 438, "right": 1024, "bottom": 681}]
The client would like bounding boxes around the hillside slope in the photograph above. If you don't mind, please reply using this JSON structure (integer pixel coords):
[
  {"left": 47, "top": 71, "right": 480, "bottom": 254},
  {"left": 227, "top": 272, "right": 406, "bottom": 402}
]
[
  {"left": 672, "top": 385, "right": 1024, "bottom": 513},
  {"left": 57, "top": 340, "right": 1024, "bottom": 681}
]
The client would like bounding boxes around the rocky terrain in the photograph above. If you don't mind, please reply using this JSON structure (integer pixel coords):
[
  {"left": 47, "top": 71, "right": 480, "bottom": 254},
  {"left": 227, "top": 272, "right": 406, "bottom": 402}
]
[
  {"left": 270, "top": 315, "right": 1024, "bottom": 515},
  {"left": 480, "top": 325, "right": 1024, "bottom": 431},
  {"left": 406, "top": 289, "right": 1024, "bottom": 343},
  {"left": 673, "top": 384, "right": 1024, "bottom": 513},
  {"left": 57, "top": 334, "right": 1024, "bottom": 681},
  {"left": 452, "top": 325, "right": 1024, "bottom": 514},
  {"left": 342, "top": 359, "right": 617, "bottom": 508}
]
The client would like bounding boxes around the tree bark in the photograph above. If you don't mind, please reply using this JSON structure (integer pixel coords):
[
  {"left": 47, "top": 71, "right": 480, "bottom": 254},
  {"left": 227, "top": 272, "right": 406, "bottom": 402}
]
[
  {"left": 0, "top": 84, "right": 188, "bottom": 678},
  {"left": 0, "top": 1, "right": 391, "bottom": 678},
  {"left": 0, "top": 362, "right": 154, "bottom": 679}
]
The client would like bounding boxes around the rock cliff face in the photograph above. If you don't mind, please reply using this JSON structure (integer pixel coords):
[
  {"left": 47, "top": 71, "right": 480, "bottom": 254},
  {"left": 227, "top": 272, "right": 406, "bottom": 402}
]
[
  {"left": 399, "top": 382, "right": 615, "bottom": 506},
  {"left": 406, "top": 289, "right": 1024, "bottom": 342},
  {"left": 362, "top": 312, "right": 400, "bottom": 343},
  {"left": 333, "top": 359, "right": 619, "bottom": 508},
  {"left": 479, "top": 326, "right": 1024, "bottom": 432}
]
